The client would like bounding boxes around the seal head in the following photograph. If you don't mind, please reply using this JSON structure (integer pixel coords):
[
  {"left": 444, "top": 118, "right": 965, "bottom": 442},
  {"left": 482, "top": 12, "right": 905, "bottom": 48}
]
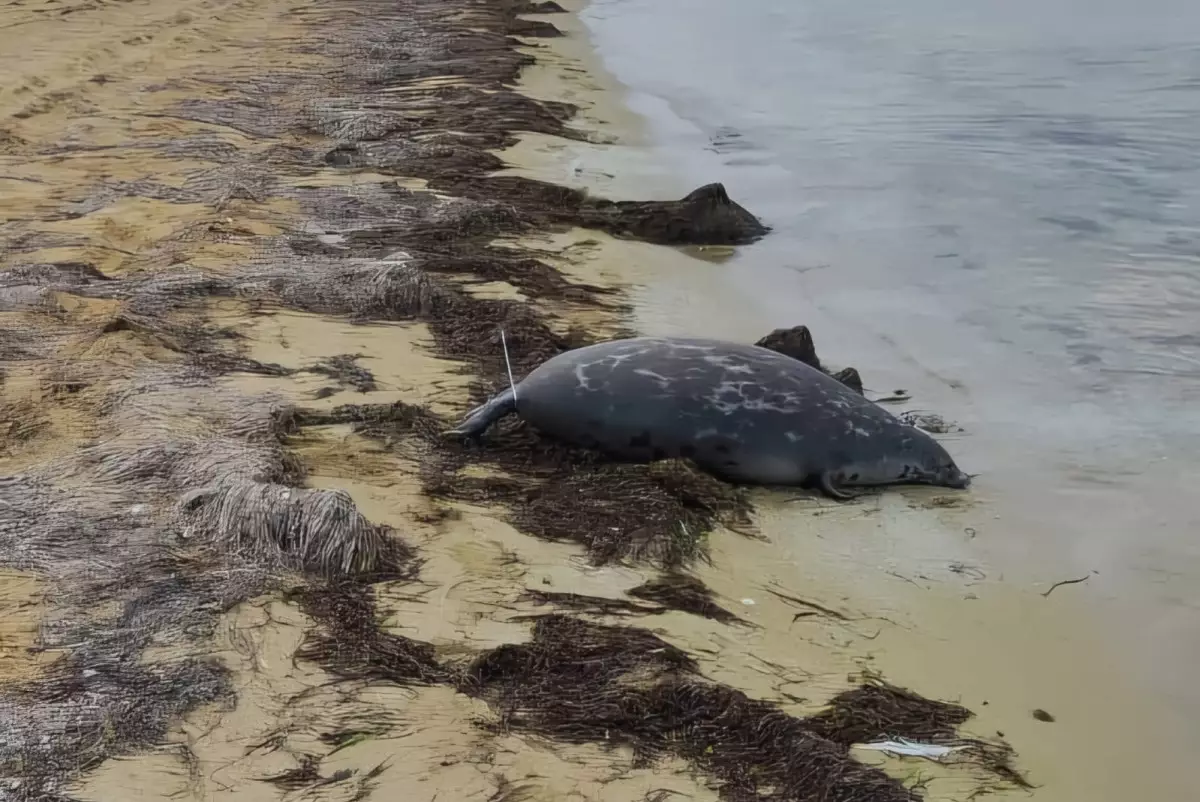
[{"left": 823, "top": 430, "right": 971, "bottom": 499}]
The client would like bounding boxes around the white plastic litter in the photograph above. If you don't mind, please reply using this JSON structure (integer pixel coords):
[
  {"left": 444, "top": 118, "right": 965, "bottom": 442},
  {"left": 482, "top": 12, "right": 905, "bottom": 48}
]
[{"left": 853, "top": 737, "right": 967, "bottom": 761}]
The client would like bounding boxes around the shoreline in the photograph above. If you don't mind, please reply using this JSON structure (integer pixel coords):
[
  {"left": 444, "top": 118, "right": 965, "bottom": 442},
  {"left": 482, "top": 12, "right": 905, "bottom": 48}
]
[
  {"left": 502, "top": 3, "right": 1196, "bottom": 801},
  {"left": 0, "top": 1, "right": 1166, "bottom": 801}
]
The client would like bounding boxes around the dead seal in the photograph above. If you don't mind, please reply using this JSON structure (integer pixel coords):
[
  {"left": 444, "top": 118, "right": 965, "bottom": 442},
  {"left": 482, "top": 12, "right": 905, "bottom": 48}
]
[{"left": 445, "top": 336, "right": 971, "bottom": 499}]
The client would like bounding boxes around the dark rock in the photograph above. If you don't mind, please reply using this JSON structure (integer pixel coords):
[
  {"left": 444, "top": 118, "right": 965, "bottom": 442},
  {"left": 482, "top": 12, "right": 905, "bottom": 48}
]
[
  {"left": 755, "top": 325, "right": 865, "bottom": 395},
  {"left": 442, "top": 178, "right": 767, "bottom": 247},
  {"left": 755, "top": 326, "right": 820, "bottom": 371},
  {"left": 508, "top": 19, "right": 563, "bottom": 37},
  {"left": 522, "top": 1, "right": 567, "bottom": 11},
  {"left": 585, "top": 183, "right": 770, "bottom": 246},
  {"left": 831, "top": 367, "right": 863, "bottom": 395}
]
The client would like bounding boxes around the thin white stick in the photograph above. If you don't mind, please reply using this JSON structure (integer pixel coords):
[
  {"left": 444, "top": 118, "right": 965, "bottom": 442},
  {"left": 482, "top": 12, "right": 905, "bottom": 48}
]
[{"left": 500, "top": 327, "right": 518, "bottom": 400}]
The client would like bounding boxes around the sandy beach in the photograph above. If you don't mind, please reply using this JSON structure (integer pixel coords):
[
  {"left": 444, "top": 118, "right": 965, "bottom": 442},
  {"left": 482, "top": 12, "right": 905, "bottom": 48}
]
[{"left": 1, "top": 1, "right": 1191, "bottom": 801}]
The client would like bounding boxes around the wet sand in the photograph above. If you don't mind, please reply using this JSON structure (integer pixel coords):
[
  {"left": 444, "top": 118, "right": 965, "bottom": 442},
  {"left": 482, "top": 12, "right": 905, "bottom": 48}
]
[
  {"left": 0, "top": 1, "right": 1182, "bottom": 802},
  {"left": 499, "top": 3, "right": 1195, "bottom": 801}
]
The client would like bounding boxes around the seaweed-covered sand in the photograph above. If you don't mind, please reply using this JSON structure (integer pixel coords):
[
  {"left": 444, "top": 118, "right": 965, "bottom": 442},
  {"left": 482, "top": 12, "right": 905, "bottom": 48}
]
[{"left": 1, "top": 1, "right": 1027, "bottom": 801}]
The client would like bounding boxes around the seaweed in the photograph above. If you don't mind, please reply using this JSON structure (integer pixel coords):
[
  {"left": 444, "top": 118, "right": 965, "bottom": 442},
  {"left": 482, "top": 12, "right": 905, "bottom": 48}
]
[
  {"left": 627, "top": 573, "right": 746, "bottom": 625},
  {"left": 298, "top": 400, "right": 752, "bottom": 568},
  {"left": 515, "top": 574, "right": 745, "bottom": 625},
  {"left": 308, "top": 354, "right": 378, "bottom": 393},
  {"left": 458, "top": 617, "right": 920, "bottom": 802},
  {"left": 292, "top": 582, "right": 444, "bottom": 685}
]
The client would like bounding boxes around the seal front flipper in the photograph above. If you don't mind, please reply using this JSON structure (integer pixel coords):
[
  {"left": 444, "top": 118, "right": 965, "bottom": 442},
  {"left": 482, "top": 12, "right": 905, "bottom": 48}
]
[{"left": 442, "top": 388, "right": 517, "bottom": 441}]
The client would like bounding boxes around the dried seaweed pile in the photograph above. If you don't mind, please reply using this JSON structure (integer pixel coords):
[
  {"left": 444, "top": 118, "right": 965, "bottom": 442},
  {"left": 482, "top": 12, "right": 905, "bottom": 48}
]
[{"left": 0, "top": 365, "right": 396, "bottom": 797}]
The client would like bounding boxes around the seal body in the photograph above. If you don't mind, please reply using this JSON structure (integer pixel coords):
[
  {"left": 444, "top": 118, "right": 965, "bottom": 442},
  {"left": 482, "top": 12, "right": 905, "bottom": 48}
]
[{"left": 447, "top": 337, "right": 970, "bottom": 499}]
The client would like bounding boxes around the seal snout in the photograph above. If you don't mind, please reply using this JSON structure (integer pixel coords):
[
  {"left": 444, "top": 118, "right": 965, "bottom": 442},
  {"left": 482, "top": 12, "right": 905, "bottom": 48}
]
[{"left": 944, "top": 467, "right": 972, "bottom": 489}]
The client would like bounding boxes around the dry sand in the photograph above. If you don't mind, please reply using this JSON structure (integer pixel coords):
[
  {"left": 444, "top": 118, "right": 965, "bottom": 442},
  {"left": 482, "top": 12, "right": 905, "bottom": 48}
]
[{"left": 1, "top": 0, "right": 1181, "bottom": 801}]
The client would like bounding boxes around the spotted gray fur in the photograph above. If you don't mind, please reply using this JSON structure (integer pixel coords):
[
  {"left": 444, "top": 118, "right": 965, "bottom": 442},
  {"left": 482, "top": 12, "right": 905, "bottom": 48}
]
[{"left": 445, "top": 337, "right": 971, "bottom": 499}]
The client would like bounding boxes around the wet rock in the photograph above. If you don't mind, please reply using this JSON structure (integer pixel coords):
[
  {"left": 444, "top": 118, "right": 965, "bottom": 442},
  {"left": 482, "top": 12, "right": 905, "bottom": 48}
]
[
  {"left": 522, "top": 1, "right": 566, "bottom": 11},
  {"left": 444, "top": 177, "right": 767, "bottom": 246},
  {"left": 508, "top": 19, "right": 563, "bottom": 37},
  {"left": 831, "top": 367, "right": 864, "bottom": 395},
  {"left": 585, "top": 182, "right": 769, "bottom": 245},
  {"left": 755, "top": 325, "right": 821, "bottom": 371},
  {"left": 755, "top": 325, "right": 865, "bottom": 395}
]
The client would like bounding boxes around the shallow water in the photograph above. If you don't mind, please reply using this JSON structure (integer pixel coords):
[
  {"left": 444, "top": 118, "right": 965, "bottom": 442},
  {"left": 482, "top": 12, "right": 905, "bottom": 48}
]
[{"left": 574, "top": 0, "right": 1200, "bottom": 795}]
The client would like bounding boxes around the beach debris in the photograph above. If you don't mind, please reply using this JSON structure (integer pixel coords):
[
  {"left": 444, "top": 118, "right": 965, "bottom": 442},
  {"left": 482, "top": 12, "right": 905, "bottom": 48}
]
[
  {"left": 854, "top": 736, "right": 968, "bottom": 761},
  {"left": 1041, "top": 572, "right": 1095, "bottom": 597},
  {"left": 899, "top": 409, "right": 964, "bottom": 434},
  {"left": 873, "top": 389, "right": 912, "bottom": 404},
  {"left": 1032, "top": 708, "right": 1056, "bottom": 722},
  {"left": 949, "top": 561, "right": 987, "bottom": 581},
  {"left": 500, "top": 326, "right": 518, "bottom": 400}
]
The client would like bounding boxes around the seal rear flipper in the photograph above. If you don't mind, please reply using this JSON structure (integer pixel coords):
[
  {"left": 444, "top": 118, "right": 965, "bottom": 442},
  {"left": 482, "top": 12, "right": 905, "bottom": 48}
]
[
  {"left": 442, "top": 388, "right": 517, "bottom": 441},
  {"left": 817, "top": 470, "right": 861, "bottom": 502}
]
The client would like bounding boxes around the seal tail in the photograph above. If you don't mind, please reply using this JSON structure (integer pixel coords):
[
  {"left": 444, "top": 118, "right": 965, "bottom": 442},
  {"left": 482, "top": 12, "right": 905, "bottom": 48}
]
[{"left": 442, "top": 388, "right": 517, "bottom": 441}]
